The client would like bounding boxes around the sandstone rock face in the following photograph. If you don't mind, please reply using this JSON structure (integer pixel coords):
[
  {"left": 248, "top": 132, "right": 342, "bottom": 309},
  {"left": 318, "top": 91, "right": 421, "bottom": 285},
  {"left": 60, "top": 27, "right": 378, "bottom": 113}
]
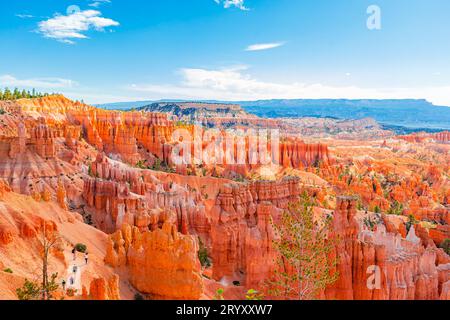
[
  {"left": 210, "top": 178, "right": 301, "bottom": 286},
  {"left": 88, "top": 275, "right": 121, "bottom": 300},
  {"left": 0, "top": 179, "right": 11, "bottom": 199},
  {"left": 280, "top": 138, "right": 330, "bottom": 168},
  {"left": 399, "top": 131, "right": 450, "bottom": 144},
  {"left": 83, "top": 153, "right": 209, "bottom": 235},
  {"left": 434, "top": 131, "right": 450, "bottom": 143},
  {"left": 56, "top": 179, "right": 68, "bottom": 210},
  {"left": 325, "top": 197, "right": 447, "bottom": 300},
  {"left": 30, "top": 119, "right": 57, "bottom": 159},
  {"left": 441, "top": 280, "right": 450, "bottom": 300},
  {"left": 106, "top": 223, "right": 203, "bottom": 300}
]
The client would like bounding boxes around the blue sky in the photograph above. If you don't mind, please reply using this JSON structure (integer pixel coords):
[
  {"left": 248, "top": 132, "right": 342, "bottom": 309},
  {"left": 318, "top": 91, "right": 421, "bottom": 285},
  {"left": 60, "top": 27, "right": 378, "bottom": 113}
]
[{"left": 1, "top": 0, "right": 450, "bottom": 105}]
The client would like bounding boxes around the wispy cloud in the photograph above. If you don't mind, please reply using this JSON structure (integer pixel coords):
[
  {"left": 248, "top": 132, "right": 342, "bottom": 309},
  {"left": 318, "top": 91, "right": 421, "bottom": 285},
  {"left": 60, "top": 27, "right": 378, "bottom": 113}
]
[
  {"left": 37, "top": 9, "right": 119, "bottom": 44},
  {"left": 245, "top": 42, "right": 285, "bottom": 51},
  {"left": 16, "top": 14, "right": 34, "bottom": 19},
  {"left": 214, "top": 0, "right": 249, "bottom": 11},
  {"left": 88, "top": 0, "right": 112, "bottom": 8},
  {"left": 0, "top": 75, "right": 77, "bottom": 89},
  {"left": 127, "top": 66, "right": 450, "bottom": 106}
]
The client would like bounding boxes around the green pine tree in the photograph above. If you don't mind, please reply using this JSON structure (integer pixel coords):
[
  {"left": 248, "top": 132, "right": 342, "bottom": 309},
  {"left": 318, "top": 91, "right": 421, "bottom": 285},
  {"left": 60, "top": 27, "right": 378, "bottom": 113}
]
[
  {"left": 268, "top": 193, "right": 339, "bottom": 300},
  {"left": 13, "top": 88, "right": 20, "bottom": 99},
  {"left": 3, "top": 88, "right": 12, "bottom": 100}
]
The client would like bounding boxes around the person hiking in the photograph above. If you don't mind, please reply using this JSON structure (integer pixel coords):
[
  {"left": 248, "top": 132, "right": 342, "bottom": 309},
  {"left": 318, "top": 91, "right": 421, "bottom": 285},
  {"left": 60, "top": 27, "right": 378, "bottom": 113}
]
[
  {"left": 70, "top": 277, "right": 74, "bottom": 286},
  {"left": 72, "top": 247, "right": 76, "bottom": 261},
  {"left": 84, "top": 252, "right": 89, "bottom": 265},
  {"left": 62, "top": 280, "right": 66, "bottom": 292},
  {"left": 73, "top": 265, "right": 78, "bottom": 273}
]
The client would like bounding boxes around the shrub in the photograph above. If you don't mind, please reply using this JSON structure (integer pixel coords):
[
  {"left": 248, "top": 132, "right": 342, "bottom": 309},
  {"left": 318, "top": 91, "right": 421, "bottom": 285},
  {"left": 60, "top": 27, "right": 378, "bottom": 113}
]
[
  {"left": 3, "top": 268, "right": 13, "bottom": 274},
  {"left": 136, "top": 160, "right": 148, "bottom": 169},
  {"left": 406, "top": 215, "right": 418, "bottom": 233},
  {"left": 364, "top": 217, "right": 375, "bottom": 231},
  {"left": 134, "top": 293, "right": 144, "bottom": 300},
  {"left": 66, "top": 288, "right": 77, "bottom": 297},
  {"left": 16, "top": 279, "right": 41, "bottom": 300},
  {"left": 246, "top": 289, "right": 264, "bottom": 301},
  {"left": 198, "top": 238, "right": 211, "bottom": 268},
  {"left": 387, "top": 201, "right": 404, "bottom": 216},
  {"left": 214, "top": 288, "right": 224, "bottom": 300},
  {"left": 441, "top": 239, "right": 450, "bottom": 256},
  {"left": 75, "top": 243, "right": 87, "bottom": 253}
]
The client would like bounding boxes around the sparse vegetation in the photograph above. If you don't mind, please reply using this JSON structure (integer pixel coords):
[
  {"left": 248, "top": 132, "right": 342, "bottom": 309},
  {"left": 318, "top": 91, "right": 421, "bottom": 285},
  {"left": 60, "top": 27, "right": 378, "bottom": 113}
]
[
  {"left": 364, "top": 213, "right": 381, "bottom": 231},
  {"left": 245, "top": 289, "right": 264, "bottom": 301},
  {"left": 0, "top": 87, "right": 55, "bottom": 101},
  {"left": 214, "top": 288, "right": 225, "bottom": 300},
  {"left": 406, "top": 215, "right": 418, "bottom": 233},
  {"left": 75, "top": 243, "right": 87, "bottom": 253},
  {"left": 136, "top": 160, "right": 148, "bottom": 169},
  {"left": 233, "top": 174, "right": 246, "bottom": 183},
  {"left": 440, "top": 239, "right": 450, "bottom": 256},
  {"left": 3, "top": 268, "right": 13, "bottom": 274},
  {"left": 134, "top": 293, "right": 145, "bottom": 300},
  {"left": 175, "top": 120, "right": 189, "bottom": 126},
  {"left": 387, "top": 201, "right": 404, "bottom": 216},
  {"left": 151, "top": 158, "right": 162, "bottom": 171},
  {"left": 198, "top": 237, "right": 211, "bottom": 268},
  {"left": 66, "top": 288, "right": 77, "bottom": 297},
  {"left": 136, "top": 158, "right": 176, "bottom": 173},
  {"left": 16, "top": 279, "right": 41, "bottom": 300},
  {"left": 16, "top": 273, "right": 59, "bottom": 300}
]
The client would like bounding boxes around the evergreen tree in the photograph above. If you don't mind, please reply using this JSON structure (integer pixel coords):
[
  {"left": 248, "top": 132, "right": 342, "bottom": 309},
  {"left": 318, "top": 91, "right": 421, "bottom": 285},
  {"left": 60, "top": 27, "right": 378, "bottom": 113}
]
[
  {"left": 0, "top": 87, "right": 56, "bottom": 100},
  {"left": 3, "top": 88, "right": 12, "bottom": 100},
  {"left": 16, "top": 279, "right": 41, "bottom": 300},
  {"left": 268, "top": 193, "right": 339, "bottom": 300},
  {"left": 13, "top": 88, "right": 20, "bottom": 99}
]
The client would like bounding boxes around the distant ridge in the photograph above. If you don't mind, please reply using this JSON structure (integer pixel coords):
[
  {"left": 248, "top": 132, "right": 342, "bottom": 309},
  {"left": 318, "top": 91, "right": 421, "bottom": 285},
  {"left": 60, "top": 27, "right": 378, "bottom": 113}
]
[{"left": 95, "top": 98, "right": 450, "bottom": 131}]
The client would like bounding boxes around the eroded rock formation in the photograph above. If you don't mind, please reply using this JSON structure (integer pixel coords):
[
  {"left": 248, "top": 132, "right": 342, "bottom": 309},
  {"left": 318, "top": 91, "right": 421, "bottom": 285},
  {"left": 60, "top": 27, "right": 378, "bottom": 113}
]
[{"left": 105, "top": 223, "right": 203, "bottom": 300}]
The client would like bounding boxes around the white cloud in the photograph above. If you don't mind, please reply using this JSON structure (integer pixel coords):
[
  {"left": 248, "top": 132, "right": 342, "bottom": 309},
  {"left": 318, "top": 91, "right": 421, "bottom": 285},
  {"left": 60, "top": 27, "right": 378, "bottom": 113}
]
[
  {"left": 37, "top": 9, "right": 119, "bottom": 44},
  {"left": 127, "top": 66, "right": 450, "bottom": 106},
  {"left": 88, "top": 0, "right": 112, "bottom": 8},
  {"left": 214, "top": 0, "right": 249, "bottom": 11},
  {"left": 0, "top": 75, "right": 77, "bottom": 89},
  {"left": 245, "top": 42, "right": 285, "bottom": 51},
  {"left": 16, "top": 14, "right": 34, "bottom": 19}
]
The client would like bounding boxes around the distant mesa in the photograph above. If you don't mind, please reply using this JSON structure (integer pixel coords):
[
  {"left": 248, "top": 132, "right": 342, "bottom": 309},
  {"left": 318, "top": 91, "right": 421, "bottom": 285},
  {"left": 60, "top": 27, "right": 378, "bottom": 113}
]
[{"left": 95, "top": 98, "right": 450, "bottom": 132}]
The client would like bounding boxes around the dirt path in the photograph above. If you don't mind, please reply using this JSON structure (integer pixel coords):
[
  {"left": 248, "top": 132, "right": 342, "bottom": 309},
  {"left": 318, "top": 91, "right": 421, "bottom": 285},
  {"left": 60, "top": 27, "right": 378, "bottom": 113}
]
[{"left": 65, "top": 255, "right": 87, "bottom": 295}]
